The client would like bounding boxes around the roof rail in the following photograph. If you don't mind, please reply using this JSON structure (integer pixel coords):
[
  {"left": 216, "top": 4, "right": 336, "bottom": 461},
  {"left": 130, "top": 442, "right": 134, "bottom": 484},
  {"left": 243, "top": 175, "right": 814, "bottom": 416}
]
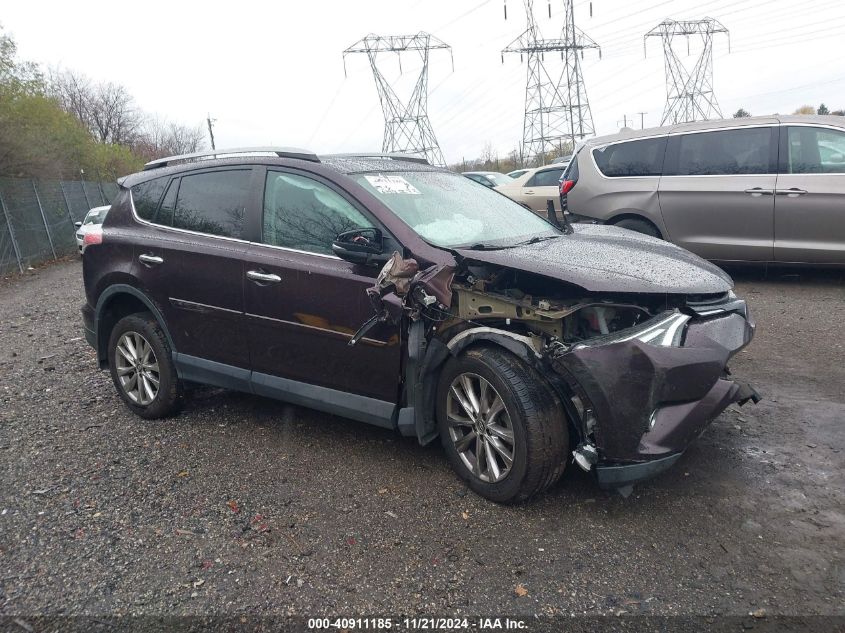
[
  {"left": 143, "top": 146, "right": 320, "bottom": 171},
  {"left": 322, "top": 152, "right": 430, "bottom": 165}
]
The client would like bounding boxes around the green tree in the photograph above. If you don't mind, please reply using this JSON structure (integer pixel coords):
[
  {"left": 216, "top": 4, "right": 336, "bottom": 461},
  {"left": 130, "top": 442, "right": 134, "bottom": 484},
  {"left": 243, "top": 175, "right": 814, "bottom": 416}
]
[
  {"left": 818, "top": 103, "right": 830, "bottom": 115},
  {"left": 733, "top": 108, "right": 751, "bottom": 118}
]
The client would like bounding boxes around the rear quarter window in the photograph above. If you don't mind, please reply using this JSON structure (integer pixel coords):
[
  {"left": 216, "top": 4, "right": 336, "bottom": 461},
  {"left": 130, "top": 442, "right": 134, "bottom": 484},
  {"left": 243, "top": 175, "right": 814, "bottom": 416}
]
[
  {"left": 131, "top": 177, "right": 168, "bottom": 221},
  {"left": 592, "top": 137, "right": 667, "bottom": 177}
]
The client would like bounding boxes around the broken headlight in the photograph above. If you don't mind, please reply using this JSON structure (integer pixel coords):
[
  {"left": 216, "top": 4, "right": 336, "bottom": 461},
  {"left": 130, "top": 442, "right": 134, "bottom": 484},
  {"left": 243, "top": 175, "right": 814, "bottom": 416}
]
[{"left": 573, "top": 311, "right": 690, "bottom": 349}]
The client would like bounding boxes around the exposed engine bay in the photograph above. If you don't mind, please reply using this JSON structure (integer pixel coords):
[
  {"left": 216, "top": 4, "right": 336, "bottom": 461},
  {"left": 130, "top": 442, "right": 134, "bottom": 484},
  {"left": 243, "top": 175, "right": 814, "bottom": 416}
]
[{"left": 351, "top": 251, "right": 759, "bottom": 493}]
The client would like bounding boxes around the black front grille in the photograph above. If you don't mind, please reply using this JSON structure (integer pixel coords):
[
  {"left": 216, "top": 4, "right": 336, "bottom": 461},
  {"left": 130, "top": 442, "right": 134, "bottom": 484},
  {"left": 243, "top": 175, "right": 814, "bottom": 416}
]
[{"left": 686, "top": 291, "right": 729, "bottom": 306}]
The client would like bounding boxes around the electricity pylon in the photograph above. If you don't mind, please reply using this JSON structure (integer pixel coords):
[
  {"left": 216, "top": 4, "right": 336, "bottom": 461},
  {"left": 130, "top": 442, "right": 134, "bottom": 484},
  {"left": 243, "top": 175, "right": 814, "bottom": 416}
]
[
  {"left": 502, "top": 0, "right": 600, "bottom": 166},
  {"left": 645, "top": 18, "right": 730, "bottom": 125},
  {"left": 343, "top": 33, "right": 452, "bottom": 166}
]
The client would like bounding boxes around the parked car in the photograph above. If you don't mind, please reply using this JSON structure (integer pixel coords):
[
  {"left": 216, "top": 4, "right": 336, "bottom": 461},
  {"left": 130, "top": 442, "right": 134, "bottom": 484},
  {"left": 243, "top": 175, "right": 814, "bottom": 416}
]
[
  {"left": 561, "top": 115, "right": 845, "bottom": 264},
  {"left": 74, "top": 205, "right": 110, "bottom": 253},
  {"left": 551, "top": 154, "right": 572, "bottom": 165},
  {"left": 506, "top": 168, "right": 529, "bottom": 179},
  {"left": 462, "top": 171, "right": 514, "bottom": 188},
  {"left": 81, "top": 147, "right": 757, "bottom": 502},
  {"left": 494, "top": 164, "right": 567, "bottom": 215}
]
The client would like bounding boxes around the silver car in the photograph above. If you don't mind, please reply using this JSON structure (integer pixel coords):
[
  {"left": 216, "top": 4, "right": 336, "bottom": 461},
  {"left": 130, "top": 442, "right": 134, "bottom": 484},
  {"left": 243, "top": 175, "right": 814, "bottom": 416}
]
[
  {"left": 562, "top": 115, "right": 845, "bottom": 264},
  {"left": 75, "top": 205, "right": 110, "bottom": 253}
]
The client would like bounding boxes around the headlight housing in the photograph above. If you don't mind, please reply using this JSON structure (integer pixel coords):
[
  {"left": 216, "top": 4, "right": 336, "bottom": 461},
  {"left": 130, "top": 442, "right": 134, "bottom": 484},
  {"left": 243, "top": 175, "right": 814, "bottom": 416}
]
[{"left": 574, "top": 310, "right": 690, "bottom": 349}]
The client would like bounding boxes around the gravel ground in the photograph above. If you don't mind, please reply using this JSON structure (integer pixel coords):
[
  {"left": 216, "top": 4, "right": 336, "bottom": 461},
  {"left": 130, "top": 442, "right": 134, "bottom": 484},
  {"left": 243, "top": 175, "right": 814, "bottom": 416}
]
[{"left": 0, "top": 259, "right": 843, "bottom": 620}]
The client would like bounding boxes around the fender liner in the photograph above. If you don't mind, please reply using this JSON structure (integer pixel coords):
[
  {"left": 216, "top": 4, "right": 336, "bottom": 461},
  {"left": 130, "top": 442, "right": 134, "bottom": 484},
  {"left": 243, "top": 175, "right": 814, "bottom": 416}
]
[
  {"left": 408, "top": 325, "right": 556, "bottom": 446},
  {"left": 94, "top": 284, "right": 176, "bottom": 367}
]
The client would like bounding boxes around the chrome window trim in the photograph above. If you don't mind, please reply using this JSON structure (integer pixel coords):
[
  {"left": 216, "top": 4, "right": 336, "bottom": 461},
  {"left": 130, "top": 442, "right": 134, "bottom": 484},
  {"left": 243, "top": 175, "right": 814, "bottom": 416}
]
[{"left": 248, "top": 241, "right": 342, "bottom": 261}]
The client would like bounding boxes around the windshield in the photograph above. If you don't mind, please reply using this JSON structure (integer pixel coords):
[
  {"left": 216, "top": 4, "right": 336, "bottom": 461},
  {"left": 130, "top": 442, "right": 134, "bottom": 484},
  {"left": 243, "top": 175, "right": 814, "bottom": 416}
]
[{"left": 353, "top": 171, "right": 559, "bottom": 249}]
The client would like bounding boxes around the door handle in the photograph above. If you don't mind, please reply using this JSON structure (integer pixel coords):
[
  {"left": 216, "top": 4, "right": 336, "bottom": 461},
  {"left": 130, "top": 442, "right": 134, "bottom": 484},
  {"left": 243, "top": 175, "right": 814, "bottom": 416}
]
[
  {"left": 138, "top": 254, "right": 163, "bottom": 265},
  {"left": 246, "top": 270, "right": 282, "bottom": 284},
  {"left": 775, "top": 188, "right": 808, "bottom": 196},
  {"left": 744, "top": 187, "right": 774, "bottom": 196},
  {"left": 524, "top": 190, "right": 535, "bottom": 195}
]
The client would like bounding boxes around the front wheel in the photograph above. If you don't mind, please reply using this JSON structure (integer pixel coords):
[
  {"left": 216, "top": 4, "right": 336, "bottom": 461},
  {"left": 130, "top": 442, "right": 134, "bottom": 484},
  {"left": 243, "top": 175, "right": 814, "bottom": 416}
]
[
  {"left": 107, "top": 313, "right": 182, "bottom": 419},
  {"left": 436, "top": 346, "right": 568, "bottom": 503}
]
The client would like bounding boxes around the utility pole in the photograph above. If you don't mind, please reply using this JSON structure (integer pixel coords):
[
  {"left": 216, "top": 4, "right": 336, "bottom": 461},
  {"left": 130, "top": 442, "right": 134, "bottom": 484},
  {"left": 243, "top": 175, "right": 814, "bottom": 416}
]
[
  {"left": 637, "top": 111, "right": 648, "bottom": 129},
  {"left": 206, "top": 114, "right": 217, "bottom": 151},
  {"left": 343, "top": 33, "right": 453, "bottom": 166},
  {"left": 502, "top": 0, "right": 600, "bottom": 166},
  {"left": 617, "top": 114, "right": 632, "bottom": 129},
  {"left": 645, "top": 18, "right": 729, "bottom": 125}
]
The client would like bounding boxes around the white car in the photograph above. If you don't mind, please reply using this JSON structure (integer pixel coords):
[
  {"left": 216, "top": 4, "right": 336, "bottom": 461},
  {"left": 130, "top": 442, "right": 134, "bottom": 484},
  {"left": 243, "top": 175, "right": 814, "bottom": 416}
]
[{"left": 75, "top": 206, "right": 110, "bottom": 253}]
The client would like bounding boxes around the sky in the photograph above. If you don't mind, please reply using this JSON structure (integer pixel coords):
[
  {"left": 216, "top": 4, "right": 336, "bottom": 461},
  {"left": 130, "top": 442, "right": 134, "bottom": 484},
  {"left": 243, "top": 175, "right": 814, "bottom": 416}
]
[{"left": 3, "top": 0, "right": 845, "bottom": 164}]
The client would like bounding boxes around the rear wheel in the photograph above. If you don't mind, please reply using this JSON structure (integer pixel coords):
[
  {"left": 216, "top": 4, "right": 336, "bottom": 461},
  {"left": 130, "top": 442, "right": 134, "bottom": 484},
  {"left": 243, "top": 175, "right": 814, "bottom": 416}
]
[
  {"left": 436, "top": 346, "right": 568, "bottom": 503},
  {"left": 108, "top": 313, "right": 181, "bottom": 419},
  {"left": 613, "top": 217, "right": 661, "bottom": 239}
]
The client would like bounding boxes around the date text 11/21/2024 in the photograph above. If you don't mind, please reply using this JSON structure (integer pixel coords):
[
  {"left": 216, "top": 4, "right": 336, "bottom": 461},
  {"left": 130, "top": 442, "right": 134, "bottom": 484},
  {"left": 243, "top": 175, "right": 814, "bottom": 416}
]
[{"left": 306, "top": 617, "right": 529, "bottom": 630}]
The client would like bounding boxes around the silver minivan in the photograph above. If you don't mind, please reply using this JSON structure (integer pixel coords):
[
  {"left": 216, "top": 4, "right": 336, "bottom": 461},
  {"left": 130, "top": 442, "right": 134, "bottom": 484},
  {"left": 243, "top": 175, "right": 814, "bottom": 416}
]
[{"left": 562, "top": 115, "right": 845, "bottom": 264}]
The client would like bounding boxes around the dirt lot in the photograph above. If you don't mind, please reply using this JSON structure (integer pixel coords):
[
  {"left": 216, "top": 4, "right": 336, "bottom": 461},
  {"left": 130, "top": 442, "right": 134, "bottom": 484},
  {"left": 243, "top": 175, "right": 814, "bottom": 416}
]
[{"left": 0, "top": 260, "right": 843, "bottom": 622}]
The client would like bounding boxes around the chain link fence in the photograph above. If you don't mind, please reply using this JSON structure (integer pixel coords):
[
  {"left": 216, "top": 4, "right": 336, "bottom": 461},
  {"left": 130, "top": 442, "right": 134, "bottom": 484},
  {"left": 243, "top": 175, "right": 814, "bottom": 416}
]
[{"left": 0, "top": 178, "right": 120, "bottom": 275}]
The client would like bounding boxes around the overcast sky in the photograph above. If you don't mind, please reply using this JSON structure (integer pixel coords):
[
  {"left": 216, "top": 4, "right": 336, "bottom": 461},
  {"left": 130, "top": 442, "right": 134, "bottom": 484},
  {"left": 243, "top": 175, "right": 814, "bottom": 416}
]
[{"left": 4, "top": 0, "right": 845, "bottom": 163}]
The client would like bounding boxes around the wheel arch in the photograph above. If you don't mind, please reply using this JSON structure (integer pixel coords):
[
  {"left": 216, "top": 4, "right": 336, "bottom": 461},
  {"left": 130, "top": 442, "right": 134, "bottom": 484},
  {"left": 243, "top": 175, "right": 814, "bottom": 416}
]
[
  {"left": 606, "top": 212, "right": 663, "bottom": 237},
  {"left": 411, "top": 324, "right": 580, "bottom": 446},
  {"left": 94, "top": 285, "right": 175, "bottom": 368}
]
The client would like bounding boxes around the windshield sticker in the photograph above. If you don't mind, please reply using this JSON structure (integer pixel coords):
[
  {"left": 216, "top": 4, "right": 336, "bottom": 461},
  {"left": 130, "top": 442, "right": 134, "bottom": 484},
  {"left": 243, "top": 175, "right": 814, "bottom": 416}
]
[{"left": 365, "top": 174, "right": 421, "bottom": 195}]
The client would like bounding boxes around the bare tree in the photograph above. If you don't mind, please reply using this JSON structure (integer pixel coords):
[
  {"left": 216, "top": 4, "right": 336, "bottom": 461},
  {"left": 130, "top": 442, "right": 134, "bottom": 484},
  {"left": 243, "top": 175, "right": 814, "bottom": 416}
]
[
  {"left": 47, "top": 70, "right": 141, "bottom": 145},
  {"left": 133, "top": 115, "right": 206, "bottom": 161},
  {"left": 91, "top": 81, "right": 141, "bottom": 145},
  {"left": 47, "top": 68, "right": 94, "bottom": 129}
]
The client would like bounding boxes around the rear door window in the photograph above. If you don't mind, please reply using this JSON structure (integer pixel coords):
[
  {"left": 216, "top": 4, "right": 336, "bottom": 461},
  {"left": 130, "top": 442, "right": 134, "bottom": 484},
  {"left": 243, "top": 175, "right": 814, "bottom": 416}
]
[
  {"left": 667, "top": 127, "right": 774, "bottom": 175},
  {"left": 526, "top": 168, "right": 565, "bottom": 187},
  {"left": 173, "top": 170, "right": 251, "bottom": 238},
  {"left": 592, "top": 137, "right": 667, "bottom": 177},
  {"left": 784, "top": 126, "right": 845, "bottom": 174}
]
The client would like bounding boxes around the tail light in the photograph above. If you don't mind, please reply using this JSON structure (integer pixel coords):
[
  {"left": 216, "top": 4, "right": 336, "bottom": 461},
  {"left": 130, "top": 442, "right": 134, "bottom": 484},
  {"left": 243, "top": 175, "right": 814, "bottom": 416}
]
[
  {"left": 560, "top": 179, "right": 576, "bottom": 195},
  {"left": 81, "top": 231, "right": 102, "bottom": 253}
]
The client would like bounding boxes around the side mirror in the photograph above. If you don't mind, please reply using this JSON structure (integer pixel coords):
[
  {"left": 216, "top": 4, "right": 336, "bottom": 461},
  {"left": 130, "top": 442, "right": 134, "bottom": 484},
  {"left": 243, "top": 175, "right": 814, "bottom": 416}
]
[
  {"left": 332, "top": 227, "right": 384, "bottom": 265},
  {"left": 74, "top": 221, "right": 82, "bottom": 228}
]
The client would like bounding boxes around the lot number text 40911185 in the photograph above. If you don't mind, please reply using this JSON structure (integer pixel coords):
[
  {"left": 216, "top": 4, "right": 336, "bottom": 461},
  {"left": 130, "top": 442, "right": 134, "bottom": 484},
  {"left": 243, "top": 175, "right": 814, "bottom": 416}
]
[{"left": 307, "top": 617, "right": 529, "bottom": 630}]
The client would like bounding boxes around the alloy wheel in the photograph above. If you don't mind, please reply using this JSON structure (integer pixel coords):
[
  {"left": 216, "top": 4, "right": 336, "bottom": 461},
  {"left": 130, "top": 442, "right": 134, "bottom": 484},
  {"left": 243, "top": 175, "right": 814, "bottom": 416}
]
[
  {"left": 446, "top": 372, "right": 515, "bottom": 483},
  {"left": 115, "top": 331, "right": 160, "bottom": 406}
]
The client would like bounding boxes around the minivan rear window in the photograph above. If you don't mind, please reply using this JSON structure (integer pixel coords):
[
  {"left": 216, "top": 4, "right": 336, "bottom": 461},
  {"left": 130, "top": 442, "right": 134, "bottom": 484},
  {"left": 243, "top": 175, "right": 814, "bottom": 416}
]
[{"left": 592, "top": 137, "right": 667, "bottom": 177}]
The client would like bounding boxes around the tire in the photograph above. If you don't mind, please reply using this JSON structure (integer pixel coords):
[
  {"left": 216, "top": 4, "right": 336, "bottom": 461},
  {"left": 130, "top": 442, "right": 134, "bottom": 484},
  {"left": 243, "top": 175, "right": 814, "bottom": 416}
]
[
  {"left": 613, "top": 217, "right": 661, "bottom": 239},
  {"left": 436, "top": 346, "right": 568, "bottom": 503},
  {"left": 107, "top": 313, "right": 182, "bottom": 419}
]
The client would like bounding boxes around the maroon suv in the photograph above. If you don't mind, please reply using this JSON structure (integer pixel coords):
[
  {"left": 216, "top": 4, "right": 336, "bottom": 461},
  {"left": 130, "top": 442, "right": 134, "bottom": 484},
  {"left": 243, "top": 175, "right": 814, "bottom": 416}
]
[{"left": 81, "top": 148, "right": 759, "bottom": 502}]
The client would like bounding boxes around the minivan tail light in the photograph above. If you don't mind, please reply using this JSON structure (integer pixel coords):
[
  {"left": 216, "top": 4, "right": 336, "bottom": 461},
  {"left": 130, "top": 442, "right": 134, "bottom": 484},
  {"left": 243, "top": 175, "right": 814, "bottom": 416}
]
[{"left": 560, "top": 179, "right": 576, "bottom": 195}]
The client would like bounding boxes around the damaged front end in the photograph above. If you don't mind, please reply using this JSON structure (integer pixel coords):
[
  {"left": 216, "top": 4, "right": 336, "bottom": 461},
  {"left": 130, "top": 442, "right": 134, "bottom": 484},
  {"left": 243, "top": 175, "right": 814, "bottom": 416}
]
[{"left": 356, "top": 251, "right": 759, "bottom": 493}]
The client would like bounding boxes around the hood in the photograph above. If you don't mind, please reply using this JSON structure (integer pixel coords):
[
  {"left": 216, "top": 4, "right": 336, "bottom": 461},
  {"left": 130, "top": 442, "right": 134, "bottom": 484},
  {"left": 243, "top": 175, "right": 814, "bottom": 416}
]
[{"left": 454, "top": 224, "right": 733, "bottom": 294}]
